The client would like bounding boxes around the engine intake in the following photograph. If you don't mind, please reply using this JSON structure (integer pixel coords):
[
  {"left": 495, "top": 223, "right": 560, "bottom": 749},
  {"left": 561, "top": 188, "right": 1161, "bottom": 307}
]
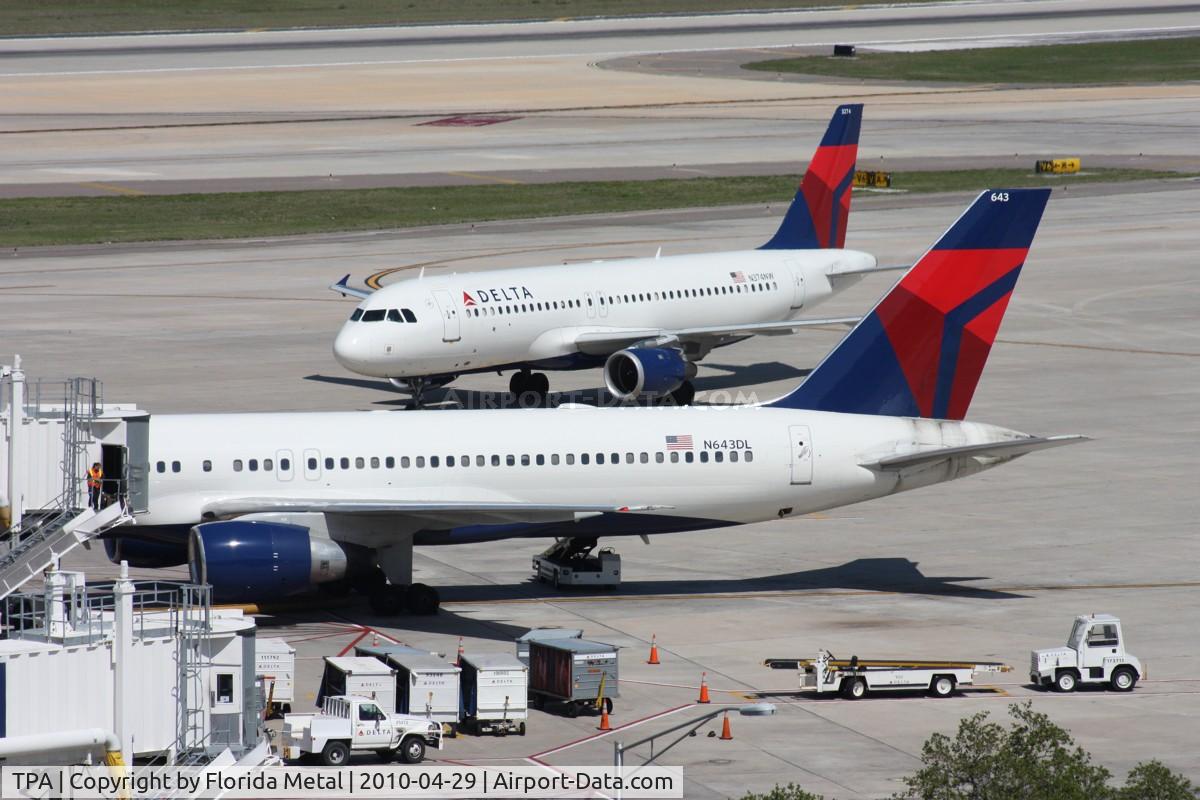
[
  {"left": 188, "top": 520, "right": 361, "bottom": 603},
  {"left": 603, "top": 347, "right": 690, "bottom": 400}
]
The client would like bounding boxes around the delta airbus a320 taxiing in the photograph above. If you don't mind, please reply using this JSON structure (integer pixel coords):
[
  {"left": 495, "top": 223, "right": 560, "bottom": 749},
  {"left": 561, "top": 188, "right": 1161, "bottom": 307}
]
[
  {"left": 104, "top": 187, "right": 1083, "bottom": 616},
  {"left": 331, "top": 104, "right": 891, "bottom": 405}
]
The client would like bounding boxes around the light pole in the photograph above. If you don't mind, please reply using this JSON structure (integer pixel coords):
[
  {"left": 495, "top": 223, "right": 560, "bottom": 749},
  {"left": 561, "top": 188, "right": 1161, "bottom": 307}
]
[{"left": 612, "top": 703, "right": 776, "bottom": 800}]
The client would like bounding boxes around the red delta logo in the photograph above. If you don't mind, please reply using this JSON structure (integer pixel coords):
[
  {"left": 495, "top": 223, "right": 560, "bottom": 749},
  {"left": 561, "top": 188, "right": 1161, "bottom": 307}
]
[{"left": 462, "top": 291, "right": 476, "bottom": 307}]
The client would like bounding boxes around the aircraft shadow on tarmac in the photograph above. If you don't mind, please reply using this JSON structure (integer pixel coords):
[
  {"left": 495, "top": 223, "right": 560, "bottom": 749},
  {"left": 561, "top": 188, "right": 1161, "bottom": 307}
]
[
  {"left": 304, "top": 360, "right": 811, "bottom": 410},
  {"left": 436, "top": 558, "right": 1026, "bottom": 603}
]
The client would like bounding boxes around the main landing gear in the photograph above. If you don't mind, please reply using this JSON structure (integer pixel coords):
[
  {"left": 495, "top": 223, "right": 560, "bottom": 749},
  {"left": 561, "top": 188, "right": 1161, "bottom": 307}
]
[
  {"left": 666, "top": 380, "right": 696, "bottom": 407},
  {"left": 509, "top": 370, "right": 550, "bottom": 404},
  {"left": 366, "top": 579, "right": 441, "bottom": 616}
]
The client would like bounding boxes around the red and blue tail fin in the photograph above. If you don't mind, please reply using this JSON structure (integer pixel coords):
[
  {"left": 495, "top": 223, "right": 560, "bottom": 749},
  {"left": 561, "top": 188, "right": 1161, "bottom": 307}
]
[
  {"left": 768, "top": 188, "right": 1051, "bottom": 419},
  {"left": 760, "top": 103, "right": 862, "bottom": 250}
]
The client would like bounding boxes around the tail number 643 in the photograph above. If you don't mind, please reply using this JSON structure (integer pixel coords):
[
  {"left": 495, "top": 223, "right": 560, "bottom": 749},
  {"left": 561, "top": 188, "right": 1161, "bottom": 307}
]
[{"left": 990, "top": 192, "right": 1010, "bottom": 202}]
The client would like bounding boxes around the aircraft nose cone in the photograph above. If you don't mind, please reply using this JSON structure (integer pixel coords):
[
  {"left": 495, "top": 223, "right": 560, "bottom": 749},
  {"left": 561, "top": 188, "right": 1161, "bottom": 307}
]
[{"left": 333, "top": 324, "right": 375, "bottom": 375}]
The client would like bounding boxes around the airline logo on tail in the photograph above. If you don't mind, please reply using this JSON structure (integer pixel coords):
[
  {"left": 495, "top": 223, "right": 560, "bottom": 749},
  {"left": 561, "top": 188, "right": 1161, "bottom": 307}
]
[
  {"left": 761, "top": 103, "right": 863, "bottom": 251},
  {"left": 769, "top": 188, "right": 1052, "bottom": 420}
]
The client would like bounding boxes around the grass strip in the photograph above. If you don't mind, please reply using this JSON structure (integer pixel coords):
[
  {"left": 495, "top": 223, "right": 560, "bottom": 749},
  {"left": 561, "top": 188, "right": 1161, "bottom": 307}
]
[
  {"left": 0, "top": 168, "right": 1187, "bottom": 248},
  {"left": 744, "top": 37, "right": 1200, "bottom": 84},
  {"left": 5, "top": 0, "right": 959, "bottom": 36}
]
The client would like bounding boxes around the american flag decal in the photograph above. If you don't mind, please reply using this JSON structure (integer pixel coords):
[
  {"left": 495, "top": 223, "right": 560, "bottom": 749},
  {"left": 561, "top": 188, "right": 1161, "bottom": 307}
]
[
  {"left": 665, "top": 435, "right": 694, "bottom": 450},
  {"left": 730, "top": 271, "right": 746, "bottom": 283}
]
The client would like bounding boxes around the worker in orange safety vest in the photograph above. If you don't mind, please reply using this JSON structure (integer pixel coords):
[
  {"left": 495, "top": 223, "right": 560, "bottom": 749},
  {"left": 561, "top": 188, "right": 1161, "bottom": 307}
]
[{"left": 87, "top": 462, "right": 103, "bottom": 510}]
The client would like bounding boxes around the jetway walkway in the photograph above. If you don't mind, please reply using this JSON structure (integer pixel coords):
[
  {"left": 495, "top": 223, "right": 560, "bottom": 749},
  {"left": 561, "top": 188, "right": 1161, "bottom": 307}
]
[
  {"left": 1, "top": 356, "right": 146, "bottom": 600},
  {"left": 0, "top": 503, "right": 131, "bottom": 599}
]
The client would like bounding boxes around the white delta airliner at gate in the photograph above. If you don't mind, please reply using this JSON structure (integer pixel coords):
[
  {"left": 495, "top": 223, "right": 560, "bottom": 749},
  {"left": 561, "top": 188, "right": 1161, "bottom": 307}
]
[
  {"left": 331, "top": 104, "right": 886, "bottom": 405},
  {"left": 104, "top": 188, "right": 1084, "bottom": 615}
]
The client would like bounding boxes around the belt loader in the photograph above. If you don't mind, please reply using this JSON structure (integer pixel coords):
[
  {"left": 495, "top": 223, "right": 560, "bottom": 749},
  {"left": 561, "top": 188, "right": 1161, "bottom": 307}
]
[{"left": 767, "top": 650, "right": 1011, "bottom": 699}]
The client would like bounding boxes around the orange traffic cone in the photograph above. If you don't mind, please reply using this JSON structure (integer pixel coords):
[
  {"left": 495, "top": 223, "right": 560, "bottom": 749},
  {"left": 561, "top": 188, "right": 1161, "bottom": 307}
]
[
  {"left": 455, "top": 637, "right": 464, "bottom": 667},
  {"left": 647, "top": 634, "right": 661, "bottom": 665},
  {"left": 698, "top": 672, "right": 711, "bottom": 704},
  {"left": 719, "top": 711, "right": 733, "bottom": 741},
  {"left": 598, "top": 708, "right": 612, "bottom": 731}
]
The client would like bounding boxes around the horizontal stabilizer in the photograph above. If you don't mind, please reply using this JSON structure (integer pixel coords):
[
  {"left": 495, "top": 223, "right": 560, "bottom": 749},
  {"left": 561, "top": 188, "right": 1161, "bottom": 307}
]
[
  {"left": 860, "top": 435, "right": 1088, "bottom": 471},
  {"left": 829, "top": 263, "right": 910, "bottom": 278},
  {"left": 330, "top": 274, "right": 372, "bottom": 300}
]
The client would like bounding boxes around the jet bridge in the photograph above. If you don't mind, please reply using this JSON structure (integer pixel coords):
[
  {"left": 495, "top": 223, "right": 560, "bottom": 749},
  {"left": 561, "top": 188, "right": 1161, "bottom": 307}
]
[{"left": 0, "top": 356, "right": 145, "bottom": 599}]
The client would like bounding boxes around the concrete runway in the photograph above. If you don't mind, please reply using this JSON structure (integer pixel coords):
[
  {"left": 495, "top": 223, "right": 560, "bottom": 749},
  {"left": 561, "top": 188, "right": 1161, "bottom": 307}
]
[
  {"left": 8, "top": 181, "right": 1199, "bottom": 796},
  {"left": 2, "top": 0, "right": 1198, "bottom": 194}
]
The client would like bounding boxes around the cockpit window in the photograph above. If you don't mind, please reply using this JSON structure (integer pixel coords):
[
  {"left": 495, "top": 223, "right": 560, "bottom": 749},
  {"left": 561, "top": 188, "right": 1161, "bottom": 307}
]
[
  {"left": 402, "top": 308, "right": 417, "bottom": 323},
  {"left": 387, "top": 309, "right": 403, "bottom": 322},
  {"left": 361, "top": 309, "right": 386, "bottom": 322},
  {"left": 350, "top": 308, "right": 364, "bottom": 321}
]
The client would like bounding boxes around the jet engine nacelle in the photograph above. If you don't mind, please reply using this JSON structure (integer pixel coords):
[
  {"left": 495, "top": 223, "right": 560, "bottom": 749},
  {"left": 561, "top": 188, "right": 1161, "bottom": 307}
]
[
  {"left": 104, "top": 536, "right": 189, "bottom": 569},
  {"left": 603, "top": 347, "right": 692, "bottom": 400},
  {"left": 188, "top": 520, "right": 364, "bottom": 603}
]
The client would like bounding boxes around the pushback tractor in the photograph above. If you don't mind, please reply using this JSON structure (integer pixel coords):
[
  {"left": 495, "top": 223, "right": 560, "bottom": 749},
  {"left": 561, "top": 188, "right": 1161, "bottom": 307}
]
[{"left": 1030, "top": 614, "right": 1143, "bottom": 692}]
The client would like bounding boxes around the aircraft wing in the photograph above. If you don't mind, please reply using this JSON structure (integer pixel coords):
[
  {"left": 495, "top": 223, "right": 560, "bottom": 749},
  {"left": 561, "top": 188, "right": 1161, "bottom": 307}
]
[
  {"left": 329, "top": 274, "right": 372, "bottom": 300},
  {"left": 860, "top": 435, "right": 1089, "bottom": 471},
  {"left": 203, "top": 498, "right": 666, "bottom": 525},
  {"left": 573, "top": 317, "right": 860, "bottom": 355}
]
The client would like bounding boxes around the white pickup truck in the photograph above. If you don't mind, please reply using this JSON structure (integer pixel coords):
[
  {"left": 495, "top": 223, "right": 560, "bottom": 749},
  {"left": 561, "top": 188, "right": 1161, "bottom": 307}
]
[
  {"left": 1031, "top": 614, "right": 1143, "bottom": 692},
  {"left": 282, "top": 695, "right": 443, "bottom": 766}
]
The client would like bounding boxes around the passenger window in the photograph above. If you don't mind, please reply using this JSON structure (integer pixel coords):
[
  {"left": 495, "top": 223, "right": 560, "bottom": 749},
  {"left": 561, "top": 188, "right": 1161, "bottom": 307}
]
[
  {"left": 715, "top": 451, "right": 724, "bottom": 463},
  {"left": 491, "top": 455, "right": 500, "bottom": 466},
  {"left": 596, "top": 453, "right": 605, "bottom": 465},
  {"left": 730, "top": 451, "right": 739, "bottom": 463},
  {"left": 566, "top": 454, "right": 575, "bottom": 465},
  {"left": 325, "top": 457, "right": 334, "bottom": 470},
  {"left": 233, "top": 459, "right": 243, "bottom": 472},
  {"left": 611, "top": 452, "right": 619, "bottom": 464},
  {"left": 536, "top": 454, "right": 545, "bottom": 466},
  {"left": 655, "top": 452, "right": 664, "bottom": 463},
  {"left": 521, "top": 455, "right": 530, "bottom": 466},
  {"left": 308, "top": 457, "right": 318, "bottom": 470},
  {"left": 249, "top": 459, "right": 258, "bottom": 472},
  {"left": 447, "top": 456, "right": 455, "bottom": 467},
  {"left": 700, "top": 452, "right": 709, "bottom": 463},
  {"left": 416, "top": 456, "right": 426, "bottom": 468},
  {"left": 156, "top": 461, "right": 166, "bottom": 473},
  {"left": 581, "top": 453, "right": 590, "bottom": 465},
  {"left": 685, "top": 452, "right": 695, "bottom": 463},
  {"left": 340, "top": 457, "right": 349, "bottom": 469},
  {"left": 429, "top": 456, "right": 439, "bottom": 467},
  {"left": 401, "top": 456, "right": 411, "bottom": 468},
  {"left": 387, "top": 309, "right": 403, "bottom": 322},
  {"left": 361, "top": 309, "right": 386, "bottom": 322},
  {"left": 550, "top": 454, "right": 559, "bottom": 465},
  {"left": 350, "top": 308, "right": 364, "bottom": 321},
  {"left": 625, "top": 453, "right": 634, "bottom": 464},
  {"left": 203, "top": 460, "right": 212, "bottom": 472},
  {"left": 670, "top": 452, "right": 679, "bottom": 463},
  {"left": 461, "top": 455, "right": 469, "bottom": 468},
  {"left": 370, "top": 456, "right": 380, "bottom": 468},
  {"left": 476, "top": 455, "right": 485, "bottom": 467},
  {"left": 264, "top": 458, "right": 273, "bottom": 471},
  {"left": 171, "top": 460, "right": 181, "bottom": 473},
  {"left": 506, "top": 455, "right": 515, "bottom": 466},
  {"left": 402, "top": 309, "right": 416, "bottom": 323},
  {"left": 281, "top": 458, "right": 290, "bottom": 470},
  {"left": 385, "top": 456, "right": 394, "bottom": 468},
  {"left": 640, "top": 452, "right": 649, "bottom": 463},
  {"left": 745, "top": 451, "right": 754, "bottom": 462}
]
